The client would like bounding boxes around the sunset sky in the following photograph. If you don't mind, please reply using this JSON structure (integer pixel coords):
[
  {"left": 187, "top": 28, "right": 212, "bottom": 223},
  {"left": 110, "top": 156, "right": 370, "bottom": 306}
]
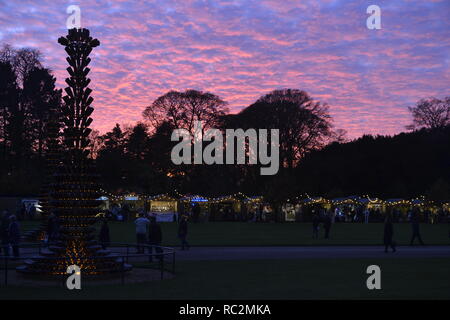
[{"left": 1, "top": 0, "right": 449, "bottom": 138}]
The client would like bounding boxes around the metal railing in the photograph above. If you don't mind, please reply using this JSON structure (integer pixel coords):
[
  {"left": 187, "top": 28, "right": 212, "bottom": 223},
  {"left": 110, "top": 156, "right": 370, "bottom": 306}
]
[{"left": 0, "top": 242, "right": 176, "bottom": 287}]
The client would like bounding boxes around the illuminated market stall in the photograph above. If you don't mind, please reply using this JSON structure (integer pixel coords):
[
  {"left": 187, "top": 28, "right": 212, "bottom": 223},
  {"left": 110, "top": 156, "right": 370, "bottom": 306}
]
[
  {"left": 148, "top": 194, "right": 178, "bottom": 222},
  {"left": 179, "top": 195, "right": 210, "bottom": 222},
  {"left": 210, "top": 193, "right": 259, "bottom": 221},
  {"left": 298, "top": 197, "right": 331, "bottom": 221}
]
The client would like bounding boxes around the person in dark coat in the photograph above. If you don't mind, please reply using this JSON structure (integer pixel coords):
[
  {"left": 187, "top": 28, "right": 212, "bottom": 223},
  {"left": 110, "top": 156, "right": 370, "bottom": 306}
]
[
  {"left": 410, "top": 211, "right": 425, "bottom": 245},
  {"left": 1, "top": 211, "right": 10, "bottom": 256},
  {"left": 47, "top": 212, "right": 60, "bottom": 244},
  {"left": 148, "top": 217, "right": 163, "bottom": 262},
  {"left": 99, "top": 219, "right": 110, "bottom": 250},
  {"left": 47, "top": 212, "right": 55, "bottom": 243},
  {"left": 28, "top": 204, "right": 36, "bottom": 220},
  {"left": 19, "top": 203, "right": 27, "bottom": 220},
  {"left": 383, "top": 214, "right": 396, "bottom": 253},
  {"left": 192, "top": 203, "right": 201, "bottom": 223},
  {"left": 8, "top": 215, "right": 20, "bottom": 257},
  {"left": 323, "top": 213, "right": 332, "bottom": 239},
  {"left": 178, "top": 215, "right": 190, "bottom": 250},
  {"left": 312, "top": 213, "right": 320, "bottom": 239}
]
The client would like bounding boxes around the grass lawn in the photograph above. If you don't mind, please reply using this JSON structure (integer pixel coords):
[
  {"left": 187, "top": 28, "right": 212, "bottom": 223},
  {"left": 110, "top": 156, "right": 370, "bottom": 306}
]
[
  {"left": 19, "top": 220, "right": 450, "bottom": 246},
  {"left": 93, "top": 221, "right": 450, "bottom": 246},
  {"left": 1, "top": 257, "right": 449, "bottom": 299}
]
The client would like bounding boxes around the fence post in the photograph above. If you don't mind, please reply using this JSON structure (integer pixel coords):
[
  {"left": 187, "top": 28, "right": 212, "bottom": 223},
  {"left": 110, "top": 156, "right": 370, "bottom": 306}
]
[
  {"left": 4, "top": 257, "right": 8, "bottom": 287},
  {"left": 172, "top": 251, "right": 175, "bottom": 274},
  {"left": 121, "top": 257, "right": 125, "bottom": 285},
  {"left": 160, "top": 255, "right": 164, "bottom": 280}
]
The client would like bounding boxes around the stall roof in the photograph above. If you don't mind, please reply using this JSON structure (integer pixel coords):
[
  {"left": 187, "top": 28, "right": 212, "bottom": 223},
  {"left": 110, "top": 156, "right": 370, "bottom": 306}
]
[
  {"left": 149, "top": 194, "right": 178, "bottom": 201},
  {"left": 358, "top": 197, "right": 383, "bottom": 204},
  {"left": 331, "top": 196, "right": 359, "bottom": 203},
  {"left": 181, "top": 195, "right": 209, "bottom": 202},
  {"left": 302, "top": 197, "right": 329, "bottom": 204},
  {"left": 124, "top": 195, "right": 139, "bottom": 201}
]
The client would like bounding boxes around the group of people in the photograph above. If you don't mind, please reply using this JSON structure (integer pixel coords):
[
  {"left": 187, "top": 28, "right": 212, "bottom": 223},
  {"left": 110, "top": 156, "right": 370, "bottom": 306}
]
[
  {"left": 46, "top": 212, "right": 61, "bottom": 243},
  {"left": 18, "top": 203, "right": 37, "bottom": 220},
  {"left": 308, "top": 207, "right": 428, "bottom": 253},
  {"left": 0, "top": 211, "right": 21, "bottom": 258},
  {"left": 383, "top": 210, "right": 426, "bottom": 253},
  {"left": 312, "top": 211, "right": 332, "bottom": 239},
  {"left": 133, "top": 212, "right": 190, "bottom": 254},
  {"left": 105, "top": 203, "right": 132, "bottom": 222}
]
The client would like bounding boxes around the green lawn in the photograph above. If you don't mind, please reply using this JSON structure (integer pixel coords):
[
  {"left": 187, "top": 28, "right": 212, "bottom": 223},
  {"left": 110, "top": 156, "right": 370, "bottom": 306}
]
[
  {"left": 1, "top": 257, "right": 449, "bottom": 299},
  {"left": 19, "top": 220, "right": 450, "bottom": 246},
  {"left": 90, "top": 221, "right": 450, "bottom": 246}
]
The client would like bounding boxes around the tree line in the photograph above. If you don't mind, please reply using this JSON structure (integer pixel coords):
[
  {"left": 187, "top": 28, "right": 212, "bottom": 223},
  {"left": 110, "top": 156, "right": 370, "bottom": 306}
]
[{"left": 1, "top": 43, "right": 449, "bottom": 203}]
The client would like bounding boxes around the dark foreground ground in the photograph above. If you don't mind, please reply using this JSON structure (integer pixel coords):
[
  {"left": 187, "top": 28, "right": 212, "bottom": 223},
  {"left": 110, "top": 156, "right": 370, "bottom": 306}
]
[
  {"left": 2, "top": 221, "right": 447, "bottom": 299},
  {"left": 21, "top": 220, "right": 450, "bottom": 246},
  {"left": 1, "top": 254, "right": 449, "bottom": 299}
]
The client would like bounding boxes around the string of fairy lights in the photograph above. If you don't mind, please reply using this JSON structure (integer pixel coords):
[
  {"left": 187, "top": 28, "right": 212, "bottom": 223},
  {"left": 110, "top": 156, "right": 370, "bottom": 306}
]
[
  {"left": 97, "top": 189, "right": 447, "bottom": 208},
  {"left": 99, "top": 189, "right": 264, "bottom": 204},
  {"left": 284, "top": 194, "right": 441, "bottom": 207}
]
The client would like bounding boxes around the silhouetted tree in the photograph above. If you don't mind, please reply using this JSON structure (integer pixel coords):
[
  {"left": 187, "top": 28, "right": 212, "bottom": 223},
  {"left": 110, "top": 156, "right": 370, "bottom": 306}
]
[
  {"left": 295, "top": 125, "right": 450, "bottom": 198},
  {"left": 142, "top": 89, "right": 228, "bottom": 135},
  {"left": 0, "top": 60, "right": 18, "bottom": 162},
  {"left": 407, "top": 97, "right": 450, "bottom": 130},
  {"left": 87, "top": 129, "right": 102, "bottom": 159},
  {"left": 232, "top": 89, "right": 333, "bottom": 169},
  {"left": 126, "top": 122, "right": 149, "bottom": 160},
  {"left": 22, "top": 67, "right": 62, "bottom": 158},
  {"left": 1, "top": 45, "right": 42, "bottom": 87},
  {"left": 97, "top": 124, "right": 127, "bottom": 191}
]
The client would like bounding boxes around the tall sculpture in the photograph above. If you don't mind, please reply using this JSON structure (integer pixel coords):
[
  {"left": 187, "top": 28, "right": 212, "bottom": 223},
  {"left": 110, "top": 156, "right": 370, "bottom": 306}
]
[{"left": 18, "top": 29, "right": 130, "bottom": 275}]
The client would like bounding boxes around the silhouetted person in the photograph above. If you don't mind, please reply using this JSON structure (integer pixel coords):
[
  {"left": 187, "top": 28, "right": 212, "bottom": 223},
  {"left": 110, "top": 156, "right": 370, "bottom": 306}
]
[
  {"left": 19, "top": 203, "right": 26, "bottom": 220},
  {"left": 135, "top": 213, "right": 150, "bottom": 253},
  {"left": 122, "top": 203, "right": 130, "bottom": 222},
  {"left": 99, "top": 219, "right": 110, "bottom": 250},
  {"left": 192, "top": 203, "right": 201, "bottom": 223},
  {"left": 1, "top": 211, "right": 10, "bottom": 256},
  {"left": 312, "top": 213, "right": 320, "bottom": 239},
  {"left": 448, "top": 213, "right": 450, "bottom": 239},
  {"left": 178, "top": 215, "right": 190, "bottom": 250},
  {"left": 410, "top": 212, "right": 425, "bottom": 245},
  {"left": 8, "top": 215, "right": 20, "bottom": 258},
  {"left": 28, "top": 204, "right": 36, "bottom": 220},
  {"left": 47, "top": 212, "right": 60, "bottom": 244},
  {"left": 323, "top": 213, "right": 332, "bottom": 239},
  {"left": 148, "top": 217, "right": 163, "bottom": 262},
  {"left": 383, "top": 215, "right": 396, "bottom": 253}
]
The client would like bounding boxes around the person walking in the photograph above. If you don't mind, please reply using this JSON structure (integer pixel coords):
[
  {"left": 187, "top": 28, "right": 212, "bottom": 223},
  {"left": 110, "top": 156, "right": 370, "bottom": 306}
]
[
  {"left": 99, "top": 219, "right": 110, "bottom": 250},
  {"left": 383, "top": 214, "right": 396, "bottom": 253},
  {"left": 178, "top": 215, "right": 190, "bottom": 250},
  {"left": 148, "top": 217, "right": 163, "bottom": 262},
  {"left": 47, "top": 212, "right": 60, "bottom": 244},
  {"left": 323, "top": 212, "right": 332, "bottom": 239},
  {"left": 364, "top": 208, "right": 370, "bottom": 224},
  {"left": 192, "top": 203, "right": 201, "bottom": 223},
  {"left": 28, "top": 204, "right": 36, "bottom": 220},
  {"left": 410, "top": 211, "right": 425, "bottom": 245},
  {"left": 8, "top": 215, "right": 20, "bottom": 258},
  {"left": 135, "top": 213, "right": 150, "bottom": 253},
  {"left": 1, "top": 211, "right": 10, "bottom": 256},
  {"left": 312, "top": 213, "right": 320, "bottom": 239}
]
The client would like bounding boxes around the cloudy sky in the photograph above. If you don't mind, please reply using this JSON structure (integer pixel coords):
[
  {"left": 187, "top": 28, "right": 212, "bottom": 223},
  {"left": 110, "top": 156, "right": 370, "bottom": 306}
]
[{"left": 1, "top": 0, "right": 449, "bottom": 138}]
